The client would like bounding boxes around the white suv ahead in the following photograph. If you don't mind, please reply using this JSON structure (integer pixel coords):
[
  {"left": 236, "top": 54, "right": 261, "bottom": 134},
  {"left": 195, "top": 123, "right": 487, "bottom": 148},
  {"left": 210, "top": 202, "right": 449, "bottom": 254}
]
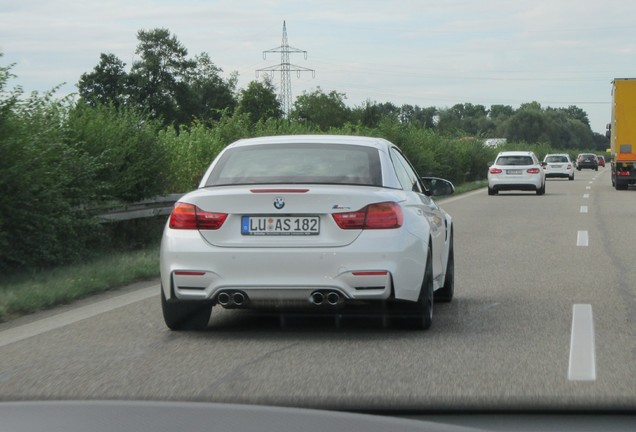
[
  {"left": 488, "top": 151, "right": 546, "bottom": 195},
  {"left": 543, "top": 153, "right": 574, "bottom": 181}
]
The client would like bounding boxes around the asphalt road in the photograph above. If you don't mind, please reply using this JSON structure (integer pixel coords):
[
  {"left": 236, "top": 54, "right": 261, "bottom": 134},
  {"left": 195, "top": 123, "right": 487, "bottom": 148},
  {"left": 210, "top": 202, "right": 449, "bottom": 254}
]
[{"left": 2, "top": 168, "right": 635, "bottom": 412}]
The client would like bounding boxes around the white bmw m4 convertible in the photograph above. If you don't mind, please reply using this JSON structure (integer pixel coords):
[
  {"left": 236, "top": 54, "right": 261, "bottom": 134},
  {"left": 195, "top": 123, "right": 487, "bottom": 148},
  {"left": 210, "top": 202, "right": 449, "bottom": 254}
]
[{"left": 160, "top": 135, "right": 455, "bottom": 330}]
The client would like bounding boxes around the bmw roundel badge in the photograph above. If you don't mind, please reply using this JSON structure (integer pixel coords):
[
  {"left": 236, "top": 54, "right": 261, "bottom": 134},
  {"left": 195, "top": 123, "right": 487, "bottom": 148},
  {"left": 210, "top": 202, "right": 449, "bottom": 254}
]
[{"left": 273, "top": 197, "right": 285, "bottom": 210}]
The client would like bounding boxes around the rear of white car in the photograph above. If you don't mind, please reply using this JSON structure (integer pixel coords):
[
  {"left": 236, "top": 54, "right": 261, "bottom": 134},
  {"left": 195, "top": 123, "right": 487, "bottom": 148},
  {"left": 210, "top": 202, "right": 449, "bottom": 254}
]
[
  {"left": 488, "top": 151, "right": 546, "bottom": 195},
  {"left": 543, "top": 153, "right": 574, "bottom": 180},
  {"left": 160, "top": 135, "right": 454, "bottom": 330}
]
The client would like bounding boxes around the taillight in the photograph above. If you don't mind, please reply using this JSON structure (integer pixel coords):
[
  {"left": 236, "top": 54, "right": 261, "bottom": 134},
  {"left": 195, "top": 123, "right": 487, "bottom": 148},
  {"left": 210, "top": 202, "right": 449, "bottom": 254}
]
[
  {"left": 527, "top": 168, "right": 541, "bottom": 174},
  {"left": 169, "top": 203, "right": 227, "bottom": 230},
  {"left": 489, "top": 167, "right": 503, "bottom": 174},
  {"left": 332, "top": 202, "right": 403, "bottom": 230}
]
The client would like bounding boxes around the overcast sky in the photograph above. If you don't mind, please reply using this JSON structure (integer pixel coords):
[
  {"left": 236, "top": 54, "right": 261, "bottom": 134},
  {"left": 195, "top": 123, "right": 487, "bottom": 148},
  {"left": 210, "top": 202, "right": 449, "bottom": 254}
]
[{"left": 3, "top": 0, "right": 636, "bottom": 133}]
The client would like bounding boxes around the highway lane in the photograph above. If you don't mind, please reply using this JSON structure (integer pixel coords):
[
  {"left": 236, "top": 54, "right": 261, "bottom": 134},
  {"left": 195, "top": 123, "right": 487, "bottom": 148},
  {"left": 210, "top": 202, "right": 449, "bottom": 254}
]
[{"left": 1, "top": 167, "right": 635, "bottom": 411}]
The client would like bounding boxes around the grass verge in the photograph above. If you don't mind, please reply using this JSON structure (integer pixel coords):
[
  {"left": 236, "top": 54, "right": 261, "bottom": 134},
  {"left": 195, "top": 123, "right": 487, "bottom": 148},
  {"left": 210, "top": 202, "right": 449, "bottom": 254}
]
[
  {"left": 453, "top": 179, "right": 488, "bottom": 194},
  {"left": 0, "top": 245, "right": 159, "bottom": 322}
]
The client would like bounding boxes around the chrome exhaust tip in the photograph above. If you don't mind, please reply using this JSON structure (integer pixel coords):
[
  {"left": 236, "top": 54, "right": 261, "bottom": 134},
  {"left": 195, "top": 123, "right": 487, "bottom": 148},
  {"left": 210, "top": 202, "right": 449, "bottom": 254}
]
[
  {"left": 232, "top": 292, "right": 246, "bottom": 306},
  {"left": 310, "top": 291, "right": 324, "bottom": 305},
  {"left": 217, "top": 292, "right": 231, "bottom": 306},
  {"left": 326, "top": 291, "right": 340, "bottom": 305}
]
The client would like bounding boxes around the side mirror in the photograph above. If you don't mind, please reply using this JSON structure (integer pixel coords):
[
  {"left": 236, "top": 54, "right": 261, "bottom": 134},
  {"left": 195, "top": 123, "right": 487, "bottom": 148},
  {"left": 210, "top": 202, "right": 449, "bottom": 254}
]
[{"left": 421, "top": 177, "right": 455, "bottom": 197}]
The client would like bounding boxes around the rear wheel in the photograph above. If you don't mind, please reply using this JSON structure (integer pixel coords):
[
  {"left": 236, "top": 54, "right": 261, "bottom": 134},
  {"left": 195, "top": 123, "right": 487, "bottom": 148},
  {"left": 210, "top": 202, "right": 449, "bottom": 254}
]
[
  {"left": 488, "top": 187, "right": 497, "bottom": 195},
  {"left": 569, "top": 174, "right": 574, "bottom": 181},
  {"left": 434, "top": 233, "right": 454, "bottom": 303},
  {"left": 536, "top": 182, "right": 545, "bottom": 195},
  {"left": 161, "top": 286, "right": 212, "bottom": 331},
  {"left": 392, "top": 245, "right": 434, "bottom": 330}
]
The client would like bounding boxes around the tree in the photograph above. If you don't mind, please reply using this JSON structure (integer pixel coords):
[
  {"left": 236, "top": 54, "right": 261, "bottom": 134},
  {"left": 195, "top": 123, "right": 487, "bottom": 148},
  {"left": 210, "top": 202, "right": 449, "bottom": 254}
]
[
  {"left": 176, "top": 52, "right": 238, "bottom": 124},
  {"left": 127, "top": 28, "right": 196, "bottom": 125},
  {"left": 561, "top": 105, "right": 590, "bottom": 127},
  {"left": 489, "top": 104, "right": 514, "bottom": 122},
  {"left": 503, "top": 107, "right": 547, "bottom": 143},
  {"left": 291, "top": 87, "right": 351, "bottom": 130},
  {"left": 407, "top": 105, "right": 438, "bottom": 129},
  {"left": 437, "top": 103, "right": 489, "bottom": 135},
  {"left": 77, "top": 53, "right": 128, "bottom": 108},
  {"left": 236, "top": 76, "right": 282, "bottom": 124}
]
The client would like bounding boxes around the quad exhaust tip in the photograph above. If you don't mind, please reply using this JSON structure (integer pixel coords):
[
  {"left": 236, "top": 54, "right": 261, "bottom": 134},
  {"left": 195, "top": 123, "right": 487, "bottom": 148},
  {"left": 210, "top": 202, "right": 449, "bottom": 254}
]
[
  {"left": 310, "top": 292, "right": 325, "bottom": 305},
  {"left": 232, "top": 292, "right": 245, "bottom": 306},
  {"left": 326, "top": 292, "right": 340, "bottom": 305},
  {"left": 217, "top": 291, "right": 248, "bottom": 307},
  {"left": 310, "top": 291, "right": 342, "bottom": 306},
  {"left": 217, "top": 292, "right": 231, "bottom": 306}
]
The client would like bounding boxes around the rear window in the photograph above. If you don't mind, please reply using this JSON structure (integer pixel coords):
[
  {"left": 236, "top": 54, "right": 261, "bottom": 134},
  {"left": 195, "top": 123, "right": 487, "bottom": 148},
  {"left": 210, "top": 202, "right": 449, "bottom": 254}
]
[
  {"left": 545, "top": 155, "right": 569, "bottom": 163},
  {"left": 204, "top": 143, "right": 383, "bottom": 187},
  {"left": 496, "top": 156, "right": 534, "bottom": 166}
]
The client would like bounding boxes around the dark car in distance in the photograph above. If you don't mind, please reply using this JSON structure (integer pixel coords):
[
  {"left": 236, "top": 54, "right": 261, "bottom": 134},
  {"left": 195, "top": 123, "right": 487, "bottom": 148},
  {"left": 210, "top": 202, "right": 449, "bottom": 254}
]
[{"left": 576, "top": 153, "right": 598, "bottom": 171}]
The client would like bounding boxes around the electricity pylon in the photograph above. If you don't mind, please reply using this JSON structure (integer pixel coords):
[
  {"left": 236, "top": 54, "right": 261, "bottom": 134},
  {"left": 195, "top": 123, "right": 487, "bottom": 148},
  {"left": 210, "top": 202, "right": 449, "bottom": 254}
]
[{"left": 256, "top": 21, "right": 315, "bottom": 117}]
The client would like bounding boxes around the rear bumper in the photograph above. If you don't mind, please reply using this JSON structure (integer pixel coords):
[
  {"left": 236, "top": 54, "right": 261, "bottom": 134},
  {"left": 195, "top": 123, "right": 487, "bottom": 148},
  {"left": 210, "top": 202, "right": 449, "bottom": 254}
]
[
  {"left": 160, "top": 228, "right": 428, "bottom": 304},
  {"left": 488, "top": 175, "right": 543, "bottom": 191},
  {"left": 577, "top": 163, "right": 597, "bottom": 170},
  {"left": 545, "top": 172, "right": 571, "bottom": 178}
]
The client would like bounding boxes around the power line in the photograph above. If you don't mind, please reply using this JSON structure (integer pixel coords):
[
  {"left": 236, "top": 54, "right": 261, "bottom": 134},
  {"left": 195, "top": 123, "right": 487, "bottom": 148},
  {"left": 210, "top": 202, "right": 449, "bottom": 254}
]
[{"left": 256, "top": 21, "right": 315, "bottom": 116}]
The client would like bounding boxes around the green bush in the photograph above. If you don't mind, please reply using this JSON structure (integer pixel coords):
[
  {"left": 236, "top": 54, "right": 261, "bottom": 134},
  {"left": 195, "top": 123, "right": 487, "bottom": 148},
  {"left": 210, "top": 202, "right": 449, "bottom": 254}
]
[
  {"left": 0, "top": 90, "right": 99, "bottom": 269},
  {"left": 67, "top": 102, "right": 168, "bottom": 202}
]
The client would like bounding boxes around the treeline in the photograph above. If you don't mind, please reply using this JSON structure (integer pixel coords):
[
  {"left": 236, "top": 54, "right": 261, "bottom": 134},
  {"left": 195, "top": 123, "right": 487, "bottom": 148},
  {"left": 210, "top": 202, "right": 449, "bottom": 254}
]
[
  {"left": 0, "top": 28, "right": 606, "bottom": 270},
  {"left": 78, "top": 28, "right": 607, "bottom": 150}
]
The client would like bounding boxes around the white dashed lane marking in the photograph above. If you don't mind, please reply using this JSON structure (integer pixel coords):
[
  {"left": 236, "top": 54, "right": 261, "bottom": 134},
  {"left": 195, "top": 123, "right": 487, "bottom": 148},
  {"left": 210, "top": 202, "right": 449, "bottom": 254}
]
[
  {"left": 577, "top": 230, "right": 589, "bottom": 247},
  {"left": 568, "top": 304, "right": 596, "bottom": 381},
  {"left": 580, "top": 206, "right": 588, "bottom": 214}
]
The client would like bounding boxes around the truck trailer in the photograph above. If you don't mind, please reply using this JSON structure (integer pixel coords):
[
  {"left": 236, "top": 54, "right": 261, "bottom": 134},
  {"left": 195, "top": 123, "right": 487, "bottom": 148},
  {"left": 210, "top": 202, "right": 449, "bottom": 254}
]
[{"left": 607, "top": 78, "right": 636, "bottom": 190}]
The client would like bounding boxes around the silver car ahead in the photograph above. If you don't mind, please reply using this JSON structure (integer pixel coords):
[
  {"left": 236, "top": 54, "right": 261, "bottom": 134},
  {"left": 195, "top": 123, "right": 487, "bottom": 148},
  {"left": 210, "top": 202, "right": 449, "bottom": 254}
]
[{"left": 160, "top": 135, "right": 455, "bottom": 331}]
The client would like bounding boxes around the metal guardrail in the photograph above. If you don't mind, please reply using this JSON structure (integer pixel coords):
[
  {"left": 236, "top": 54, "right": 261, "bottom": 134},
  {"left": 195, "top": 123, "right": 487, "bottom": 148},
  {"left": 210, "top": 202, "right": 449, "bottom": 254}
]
[{"left": 96, "top": 193, "right": 183, "bottom": 222}]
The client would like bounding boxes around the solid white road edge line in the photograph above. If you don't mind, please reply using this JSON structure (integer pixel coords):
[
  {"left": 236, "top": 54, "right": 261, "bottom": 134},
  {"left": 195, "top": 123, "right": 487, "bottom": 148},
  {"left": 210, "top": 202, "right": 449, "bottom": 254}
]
[
  {"left": 0, "top": 285, "right": 158, "bottom": 348},
  {"left": 568, "top": 304, "right": 596, "bottom": 381},
  {"left": 577, "top": 230, "right": 589, "bottom": 247},
  {"left": 437, "top": 188, "right": 484, "bottom": 205}
]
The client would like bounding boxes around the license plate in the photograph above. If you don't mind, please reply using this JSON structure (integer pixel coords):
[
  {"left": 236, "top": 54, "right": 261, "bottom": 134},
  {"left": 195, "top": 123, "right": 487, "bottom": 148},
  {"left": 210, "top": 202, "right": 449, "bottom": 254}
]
[
  {"left": 241, "top": 216, "right": 320, "bottom": 236},
  {"left": 506, "top": 169, "right": 522, "bottom": 175},
  {"left": 551, "top": 164, "right": 562, "bottom": 169}
]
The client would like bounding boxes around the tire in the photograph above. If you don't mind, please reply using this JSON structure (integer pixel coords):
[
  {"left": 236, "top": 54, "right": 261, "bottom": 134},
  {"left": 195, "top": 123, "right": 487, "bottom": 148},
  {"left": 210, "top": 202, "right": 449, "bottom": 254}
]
[
  {"left": 569, "top": 174, "right": 574, "bottom": 181},
  {"left": 392, "top": 245, "right": 434, "bottom": 330},
  {"left": 488, "top": 187, "right": 497, "bottom": 195},
  {"left": 434, "top": 233, "right": 454, "bottom": 303},
  {"left": 161, "top": 286, "right": 213, "bottom": 331},
  {"left": 536, "top": 182, "right": 545, "bottom": 195}
]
